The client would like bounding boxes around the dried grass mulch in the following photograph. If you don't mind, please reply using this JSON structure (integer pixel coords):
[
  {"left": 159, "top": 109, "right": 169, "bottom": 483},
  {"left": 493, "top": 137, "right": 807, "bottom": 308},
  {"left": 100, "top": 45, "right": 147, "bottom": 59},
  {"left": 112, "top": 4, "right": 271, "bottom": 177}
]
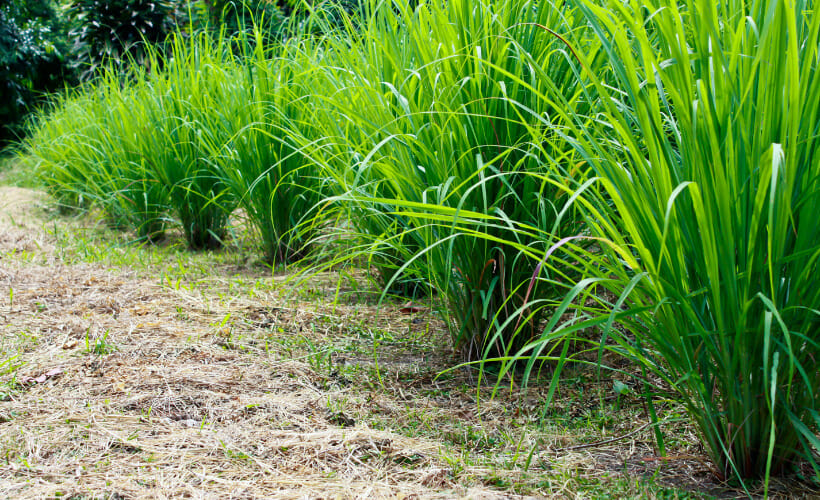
[{"left": 0, "top": 187, "right": 520, "bottom": 499}]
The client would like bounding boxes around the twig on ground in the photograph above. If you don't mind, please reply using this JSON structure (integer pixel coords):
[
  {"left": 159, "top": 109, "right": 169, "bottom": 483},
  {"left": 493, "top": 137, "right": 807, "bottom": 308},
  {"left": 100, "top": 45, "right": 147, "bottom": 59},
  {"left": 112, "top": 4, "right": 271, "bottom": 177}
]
[{"left": 555, "top": 422, "right": 651, "bottom": 452}]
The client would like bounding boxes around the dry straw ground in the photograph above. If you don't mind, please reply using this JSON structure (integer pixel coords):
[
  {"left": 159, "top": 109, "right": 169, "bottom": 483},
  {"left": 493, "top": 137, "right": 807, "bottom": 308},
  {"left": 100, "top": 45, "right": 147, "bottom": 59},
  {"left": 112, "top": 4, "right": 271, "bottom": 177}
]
[{"left": 0, "top": 185, "right": 803, "bottom": 499}]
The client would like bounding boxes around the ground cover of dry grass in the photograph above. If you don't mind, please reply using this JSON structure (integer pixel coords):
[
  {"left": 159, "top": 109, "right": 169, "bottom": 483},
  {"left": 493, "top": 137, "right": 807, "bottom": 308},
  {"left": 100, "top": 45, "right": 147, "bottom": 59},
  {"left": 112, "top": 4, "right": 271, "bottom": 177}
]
[{"left": 0, "top": 179, "right": 813, "bottom": 499}]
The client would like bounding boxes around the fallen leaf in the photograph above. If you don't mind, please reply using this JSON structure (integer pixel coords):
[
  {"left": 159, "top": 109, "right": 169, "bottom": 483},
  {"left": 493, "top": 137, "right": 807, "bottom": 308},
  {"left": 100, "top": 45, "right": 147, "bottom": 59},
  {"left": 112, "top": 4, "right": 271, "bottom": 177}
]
[
  {"left": 114, "top": 381, "right": 126, "bottom": 392},
  {"left": 399, "top": 302, "right": 423, "bottom": 314},
  {"left": 19, "top": 368, "right": 63, "bottom": 385},
  {"left": 62, "top": 340, "right": 78, "bottom": 349}
]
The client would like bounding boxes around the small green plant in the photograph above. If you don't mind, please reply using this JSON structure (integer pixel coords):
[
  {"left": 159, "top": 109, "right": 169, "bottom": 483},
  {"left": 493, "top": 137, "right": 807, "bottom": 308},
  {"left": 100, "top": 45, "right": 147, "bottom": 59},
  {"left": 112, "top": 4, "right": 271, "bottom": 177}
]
[
  {"left": 0, "top": 354, "right": 22, "bottom": 379},
  {"left": 85, "top": 328, "right": 116, "bottom": 355}
]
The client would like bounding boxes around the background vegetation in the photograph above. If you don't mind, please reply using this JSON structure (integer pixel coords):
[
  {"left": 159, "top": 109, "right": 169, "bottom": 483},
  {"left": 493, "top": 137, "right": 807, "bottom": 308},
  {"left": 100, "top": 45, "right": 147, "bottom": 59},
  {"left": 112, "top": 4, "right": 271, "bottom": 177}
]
[
  {"left": 0, "top": 0, "right": 73, "bottom": 144},
  {"left": 0, "top": 0, "right": 334, "bottom": 146}
]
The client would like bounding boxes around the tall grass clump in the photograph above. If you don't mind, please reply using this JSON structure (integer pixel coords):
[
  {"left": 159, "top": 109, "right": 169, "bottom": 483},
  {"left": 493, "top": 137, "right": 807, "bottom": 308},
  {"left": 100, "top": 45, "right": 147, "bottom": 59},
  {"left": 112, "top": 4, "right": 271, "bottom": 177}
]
[
  {"left": 520, "top": 0, "right": 820, "bottom": 484},
  {"left": 26, "top": 79, "right": 171, "bottom": 241},
  {"left": 302, "top": 0, "right": 602, "bottom": 359},
  {"left": 141, "top": 32, "right": 239, "bottom": 249},
  {"left": 205, "top": 32, "right": 330, "bottom": 263},
  {"left": 28, "top": 24, "right": 331, "bottom": 257},
  {"left": 27, "top": 33, "right": 239, "bottom": 249}
]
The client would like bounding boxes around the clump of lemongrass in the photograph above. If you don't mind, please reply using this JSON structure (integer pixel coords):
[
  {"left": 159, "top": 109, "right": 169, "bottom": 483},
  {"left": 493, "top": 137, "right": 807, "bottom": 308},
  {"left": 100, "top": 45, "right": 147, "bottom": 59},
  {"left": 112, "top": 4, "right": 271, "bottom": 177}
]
[
  {"left": 515, "top": 0, "right": 820, "bottom": 487},
  {"left": 295, "top": 0, "right": 602, "bottom": 359}
]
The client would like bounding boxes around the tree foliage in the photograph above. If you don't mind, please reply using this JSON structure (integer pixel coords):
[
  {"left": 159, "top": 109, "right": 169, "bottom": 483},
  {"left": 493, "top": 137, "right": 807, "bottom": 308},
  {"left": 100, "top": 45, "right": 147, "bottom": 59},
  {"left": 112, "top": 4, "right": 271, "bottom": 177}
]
[
  {"left": 0, "top": 0, "right": 72, "bottom": 144},
  {"left": 66, "top": 0, "right": 182, "bottom": 78}
]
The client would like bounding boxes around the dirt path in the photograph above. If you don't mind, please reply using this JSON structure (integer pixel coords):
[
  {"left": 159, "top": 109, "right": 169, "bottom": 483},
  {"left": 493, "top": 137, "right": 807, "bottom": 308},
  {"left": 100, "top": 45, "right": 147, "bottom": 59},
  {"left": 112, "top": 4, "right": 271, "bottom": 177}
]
[{"left": 0, "top": 187, "right": 524, "bottom": 499}]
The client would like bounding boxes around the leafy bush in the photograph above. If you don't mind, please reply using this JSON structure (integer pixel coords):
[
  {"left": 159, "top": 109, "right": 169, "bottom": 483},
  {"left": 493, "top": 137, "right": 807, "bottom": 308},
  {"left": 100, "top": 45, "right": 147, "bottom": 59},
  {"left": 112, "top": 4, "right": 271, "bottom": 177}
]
[
  {"left": 66, "top": 0, "right": 182, "bottom": 79},
  {"left": 0, "top": 0, "right": 73, "bottom": 144}
]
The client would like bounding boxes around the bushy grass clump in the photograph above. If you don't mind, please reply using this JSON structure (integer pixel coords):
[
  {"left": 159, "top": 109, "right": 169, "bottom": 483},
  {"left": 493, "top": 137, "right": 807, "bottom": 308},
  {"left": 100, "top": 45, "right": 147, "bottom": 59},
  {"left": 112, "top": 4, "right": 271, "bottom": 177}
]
[
  {"left": 26, "top": 34, "right": 238, "bottom": 248},
  {"left": 300, "top": 0, "right": 602, "bottom": 358},
  {"left": 26, "top": 28, "right": 328, "bottom": 256},
  {"left": 512, "top": 0, "right": 820, "bottom": 485},
  {"left": 27, "top": 77, "right": 172, "bottom": 241},
  {"left": 204, "top": 36, "right": 330, "bottom": 263}
]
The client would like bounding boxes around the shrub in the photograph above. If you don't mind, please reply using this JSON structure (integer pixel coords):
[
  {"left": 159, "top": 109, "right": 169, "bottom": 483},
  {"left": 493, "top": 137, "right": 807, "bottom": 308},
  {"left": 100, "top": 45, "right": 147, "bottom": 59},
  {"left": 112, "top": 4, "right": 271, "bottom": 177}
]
[
  {"left": 66, "top": 0, "right": 182, "bottom": 79},
  {"left": 0, "top": 0, "right": 73, "bottom": 144}
]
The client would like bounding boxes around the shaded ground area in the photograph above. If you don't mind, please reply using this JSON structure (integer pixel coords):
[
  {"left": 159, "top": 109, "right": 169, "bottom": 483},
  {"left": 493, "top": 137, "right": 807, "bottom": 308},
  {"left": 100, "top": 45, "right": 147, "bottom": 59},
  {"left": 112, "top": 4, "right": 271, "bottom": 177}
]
[{"left": 0, "top": 186, "right": 812, "bottom": 498}]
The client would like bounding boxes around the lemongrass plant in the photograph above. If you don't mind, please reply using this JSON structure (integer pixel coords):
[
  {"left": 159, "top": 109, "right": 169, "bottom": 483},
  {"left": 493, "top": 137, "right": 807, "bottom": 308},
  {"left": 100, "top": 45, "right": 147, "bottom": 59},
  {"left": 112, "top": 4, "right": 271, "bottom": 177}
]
[
  {"left": 26, "top": 77, "right": 171, "bottom": 241},
  {"left": 28, "top": 22, "right": 333, "bottom": 257},
  {"left": 296, "top": 0, "right": 602, "bottom": 359},
  {"left": 512, "top": 0, "right": 820, "bottom": 484},
  {"left": 139, "top": 32, "right": 239, "bottom": 250},
  {"left": 27, "top": 36, "right": 237, "bottom": 249},
  {"left": 203, "top": 30, "right": 330, "bottom": 264}
]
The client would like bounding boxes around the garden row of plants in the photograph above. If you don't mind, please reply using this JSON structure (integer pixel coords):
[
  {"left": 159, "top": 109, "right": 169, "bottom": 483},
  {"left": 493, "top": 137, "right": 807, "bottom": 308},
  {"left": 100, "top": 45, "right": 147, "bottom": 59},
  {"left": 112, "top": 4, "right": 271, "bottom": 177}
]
[{"left": 23, "top": 0, "right": 820, "bottom": 490}]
